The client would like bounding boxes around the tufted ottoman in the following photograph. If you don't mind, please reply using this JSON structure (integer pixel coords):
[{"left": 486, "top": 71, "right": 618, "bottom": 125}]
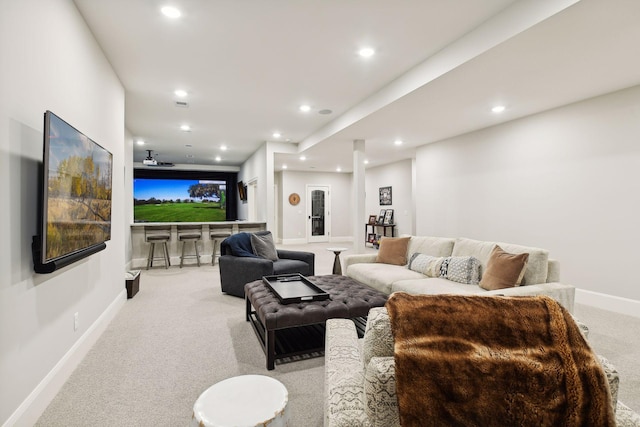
[{"left": 245, "top": 274, "right": 388, "bottom": 370}]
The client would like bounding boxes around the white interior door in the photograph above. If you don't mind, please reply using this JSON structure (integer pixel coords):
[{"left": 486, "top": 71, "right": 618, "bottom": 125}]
[{"left": 307, "top": 185, "right": 330, "bottom": 243}]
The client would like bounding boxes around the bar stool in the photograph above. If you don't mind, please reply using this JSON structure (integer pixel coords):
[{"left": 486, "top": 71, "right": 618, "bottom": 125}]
[
  {"left": 178, "top": 225, "right": 202, "bottom": 268},
  {"left": 144, "top": 225, "right": 171, "bottom": 269},
  {"left": 209, "top": 228, "right": 232, "bottom": 266}
]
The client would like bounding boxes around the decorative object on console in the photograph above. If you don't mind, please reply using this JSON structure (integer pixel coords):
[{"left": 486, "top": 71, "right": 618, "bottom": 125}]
[
  {"left": 377, "top": 209, "right": 386, "bottom": 224},
  {"left": 375, "top": 236, "right": 410, "bottom": 266},
  {"left": 479, "top": 245, "right": 529, "bottom": 290},
  {"left": 368, "top": 215, "right": 377, "bottom": 225},
  {"left": 383, "top": 209, "right": 394, "bottom": 225},
  {"left": 379, "top": 186, "right": 392, "bottom": 205}
]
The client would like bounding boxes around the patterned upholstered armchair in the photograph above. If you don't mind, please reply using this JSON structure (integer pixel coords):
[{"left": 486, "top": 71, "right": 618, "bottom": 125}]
[{"left": 324, "top": 306, "right": 640, "bottom": 427}]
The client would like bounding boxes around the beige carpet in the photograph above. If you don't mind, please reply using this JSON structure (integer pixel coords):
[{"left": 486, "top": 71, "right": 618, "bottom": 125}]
[{"left": 36, "top": 242, "right": 639, "bottom": 426}]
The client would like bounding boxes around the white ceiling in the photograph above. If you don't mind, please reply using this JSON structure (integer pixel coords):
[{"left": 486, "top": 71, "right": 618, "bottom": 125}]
[{"left": 73, "top": 0, "right": 640, "bottom": 173}]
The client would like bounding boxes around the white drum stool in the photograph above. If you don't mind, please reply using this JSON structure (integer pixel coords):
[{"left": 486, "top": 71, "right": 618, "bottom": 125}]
[{"left": 191, "top": 375, "right": 290, "bottom": 427}]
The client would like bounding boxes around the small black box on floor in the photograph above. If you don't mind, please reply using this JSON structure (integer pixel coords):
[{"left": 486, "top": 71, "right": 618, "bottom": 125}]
[{"left": 125, "top": 270, "right": 141, "bottom": 299}]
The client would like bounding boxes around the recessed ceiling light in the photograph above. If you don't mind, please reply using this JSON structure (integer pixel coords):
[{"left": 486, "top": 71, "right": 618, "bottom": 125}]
[
  {"left": 273, "top": 132, "right": 281, "bottom": 138},
  {"left": 180, "top": 124, "right": 191, "bottom": 131},
  {"left": 358, "top": 47, "right": 375, "bottom": 58},
  {"left": 174, "top": 89, "right": 188, "bottom": 97},
  {"left": 492, "top": 105, "right": 506, "bottom": 113},
  {"left": 299, "top": 105, "right": 311, "bottom": 113},
  {"left": 220, "top": 145, "right": 227, "bottom": 151},
  {"left": 394, "top": 139, "right": 403, "bottom": 146},
  {"left": 136, "top": 139, "right": 145, "bottom": 145},
  {"left": 299, "top": 155, "right": 306, "bottom": 161},
  {"left": 282, "top": 164, "right": 288, "bottom": 169},
  {"left": 161, "top": 6, "right": 181, "bottom": 18},
  {"left": 336, "top": 167, "right": 342, "bottom": 172},
  {"left": 364, "top": 159, "right": 369, "bottom": 164},
  {"left": 215, "top": 156, "right": 221, "bottom": 161}
]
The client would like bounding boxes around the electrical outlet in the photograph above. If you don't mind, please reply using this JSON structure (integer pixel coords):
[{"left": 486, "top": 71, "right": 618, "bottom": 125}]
[{"left": 74, "top": 312, "right": 79, "bottom": 331}]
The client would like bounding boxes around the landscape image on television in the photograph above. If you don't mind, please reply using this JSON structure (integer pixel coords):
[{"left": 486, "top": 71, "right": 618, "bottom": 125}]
[
  {"left": 45, "top": 113, "right": 113, "bottom": 262},
  {"left": 134, "top": 179, "right": 227, "bottom": 222}
]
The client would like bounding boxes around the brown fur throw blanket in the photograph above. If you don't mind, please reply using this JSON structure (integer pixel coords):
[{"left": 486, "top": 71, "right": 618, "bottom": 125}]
[{"left": 385, "top": 292, "right": 615, "bottom": 427}]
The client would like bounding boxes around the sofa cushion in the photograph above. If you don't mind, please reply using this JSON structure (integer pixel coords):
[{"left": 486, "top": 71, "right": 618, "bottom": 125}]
[
  {"left": 452, "top": 237, "right": 549, "bottom": 285},
  {"left": 272, "top": 259, "right": 311, "bottom": 276},
  {"left": 407, "top": 236, "right": 455, "bottom": 259},
  {"left": 347, "top": 263, "right": 424, "bottom": 294},
  {"left": 407, "top": 253, "right": 444, "bottom": 277},
  {"left": 498, "top": 241, "right": 549, "bottom": 285},
  {"left": 479, "top": 245, "right": 529, "bottom": 291},
  {"left": 376, "top": 237, "right": 411, "bottom": 266},
  {"left": 250, "top": 232, "right": 278, "bottom": 261},
  {"left": 440, "top": 256, "right": 481, "bottom": 285},
  {"left": 391, "top": 277, "right": 481, "bottom": 295},
  {"left": 362, "top": 307, "right": 394, "bottom": 368}
]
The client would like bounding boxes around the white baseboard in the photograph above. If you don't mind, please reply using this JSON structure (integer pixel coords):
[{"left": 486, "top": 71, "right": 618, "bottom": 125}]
[
  {"left": 575, "top": 289, "right": 640, "bottom": 318},
  {"left": 4, "top": 289, "right": 126, "bottom": 427}
]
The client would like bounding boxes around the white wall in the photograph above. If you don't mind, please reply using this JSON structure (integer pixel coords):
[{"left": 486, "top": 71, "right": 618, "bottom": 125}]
[
  {"left": 238, "top": 144, "right": 267, "bottom": 222},
  {"left": 365, "top": 159, "right": 414, "bottom": 237},
  {"left": 416, "top": 85, "right": 640, "bottom": 301},
  {"left": 0, "top": 1, "right": 126, "bottom": 424},
  {"left": 280, "top": 170, "right": 352, "bottom": 243}
]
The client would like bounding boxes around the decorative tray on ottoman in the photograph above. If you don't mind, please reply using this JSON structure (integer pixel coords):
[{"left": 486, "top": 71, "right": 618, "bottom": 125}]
[{"left": 262, "top": 274, "right": 330, "bottom": 304}]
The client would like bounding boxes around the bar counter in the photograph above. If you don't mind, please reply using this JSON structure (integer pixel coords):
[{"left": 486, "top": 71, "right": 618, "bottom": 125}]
[{"left": 130, "top": 221, "right": 267, "bottom": 269}]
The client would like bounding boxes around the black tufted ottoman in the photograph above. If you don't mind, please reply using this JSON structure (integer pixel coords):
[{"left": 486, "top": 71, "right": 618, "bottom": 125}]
[{"left": 245, "top": 274, "right": 388, "bottom": 370}]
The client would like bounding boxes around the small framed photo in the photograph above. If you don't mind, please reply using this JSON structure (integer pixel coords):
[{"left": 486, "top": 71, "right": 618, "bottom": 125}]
[
  {"left": 383, "top": 209, "right": 394, "bottom": 225},
  {"left": 368, "top": 233, "right": 376, "bottom": 243},
  {"left": 379, "top": 186, "right": 392, "bottom": 205},
  {"left": 368, "top": 215, "right": 377, "bottom": 225},
  {"left": 377, "top": 209, "right": 386, "bottom": 224}
]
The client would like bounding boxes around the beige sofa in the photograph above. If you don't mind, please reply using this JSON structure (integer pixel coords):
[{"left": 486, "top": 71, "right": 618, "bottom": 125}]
[{"left": 344, "top": 236, "right": 575, "bottom": 312}]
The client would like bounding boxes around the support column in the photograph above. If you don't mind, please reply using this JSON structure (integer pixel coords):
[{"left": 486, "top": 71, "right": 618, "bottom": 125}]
[{"left": 352, "top": 139, "right": 366, "bottom": 253}]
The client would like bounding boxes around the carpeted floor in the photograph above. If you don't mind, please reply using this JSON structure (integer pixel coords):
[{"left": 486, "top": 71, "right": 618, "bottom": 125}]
[{"left": 36, "top": 242, "right": 639, "bottom": 426}]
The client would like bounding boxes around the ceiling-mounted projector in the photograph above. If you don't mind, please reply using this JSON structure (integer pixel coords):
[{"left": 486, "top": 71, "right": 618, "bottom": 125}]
[{"left": 142, "top": 149, "right": 174, "bottom": 167}]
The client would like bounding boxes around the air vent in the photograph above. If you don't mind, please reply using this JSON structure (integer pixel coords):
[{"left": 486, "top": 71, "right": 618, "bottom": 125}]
[{"left": 175, "top": 101, "right": 189, "bottom": 108}]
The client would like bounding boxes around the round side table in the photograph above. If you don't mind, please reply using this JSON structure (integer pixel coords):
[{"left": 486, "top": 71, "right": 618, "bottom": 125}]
[
  {"left": 326, "top": 247, "right": 348, "bottom": 275},
  {"left": 191, "top": 375, "right": 290, "bottom": 427}
]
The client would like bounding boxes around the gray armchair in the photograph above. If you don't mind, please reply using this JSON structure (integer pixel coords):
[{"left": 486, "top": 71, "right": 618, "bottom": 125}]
[{"left": 218, "top": 232, "right": 315, "bottom": 298}]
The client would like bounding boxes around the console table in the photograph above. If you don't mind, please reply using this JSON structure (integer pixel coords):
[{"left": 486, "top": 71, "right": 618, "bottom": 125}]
[{"left": 365, "top": 223, "right": 395, "bottom": 246}]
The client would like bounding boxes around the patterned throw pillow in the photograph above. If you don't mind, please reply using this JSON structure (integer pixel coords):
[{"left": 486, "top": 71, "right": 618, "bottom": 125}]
[
  {"left": 440, "top": 256, "right": 481, "bottom": 285},
  {"left": 408, "top": 253, "right": 445, "bottom": 277}
]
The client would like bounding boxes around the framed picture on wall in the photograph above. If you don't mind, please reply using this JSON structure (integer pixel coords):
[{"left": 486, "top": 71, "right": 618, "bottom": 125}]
[
  {"left": 379, "top": 186, "right": 392, "bottom": 205},
  {"left": 383, "top": 209, "right": 394, "bottom": 225},
  {"left": 377, "top": 209, "right": 386, "bottom": 224}
]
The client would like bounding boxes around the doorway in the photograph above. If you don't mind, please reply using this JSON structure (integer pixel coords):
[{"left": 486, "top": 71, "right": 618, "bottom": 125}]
[{"left": 307, "top": 185, "right": 330, "bottom": 242}]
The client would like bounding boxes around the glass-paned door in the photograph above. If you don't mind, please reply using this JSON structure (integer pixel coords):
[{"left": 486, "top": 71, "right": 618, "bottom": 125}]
[{"left": 307, "top": 185, "right": 330, "bottom": 243}]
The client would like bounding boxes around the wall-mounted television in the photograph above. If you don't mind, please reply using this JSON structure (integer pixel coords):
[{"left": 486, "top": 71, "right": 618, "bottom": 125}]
[
  {"left": 238, "top": 181, "right": 247, "bottom": 201},
  {"left": 32, "top": 111, "right": 113, "bottom": 273},
  {"left": 133, "top": 169, "right": 238, "bottom": 222}
]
